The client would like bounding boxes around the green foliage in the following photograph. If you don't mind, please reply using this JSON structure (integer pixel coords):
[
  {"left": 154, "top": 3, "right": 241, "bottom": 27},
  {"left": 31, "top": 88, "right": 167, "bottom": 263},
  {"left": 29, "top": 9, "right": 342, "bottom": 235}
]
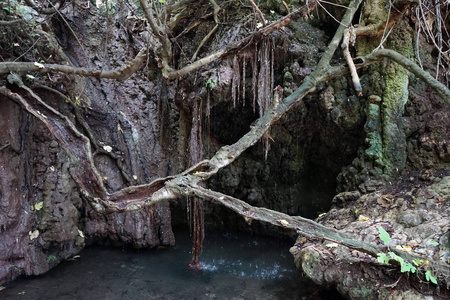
[
  {"left": 425, "top": 270, "right": 438, "bottom": 284},
  {"left": 378, "top": 227, "right": 391, "bottom": 246},
  {"left": 31, "top": 201, "right": 43, "bottom": 211},
  {"left": 429, "top": 241, "right": 439, "bottom": 247},
  {"left": 0, "top": 0, "right": 20, "bottom": 15},
  {"left": 388, "top": 252, "right": 417, "bottom": 273},
  {"left": 47, "top": 255, "right": 58, "bottom": 262},
  {"left": 376, "top": 227, "right": 439, "bottom": 284},
  {"left": 377, "top": 252, "right": 389, "bottom": 264},
  {"left": 205, "top": 79, "right": 217, "bottom": 90}
]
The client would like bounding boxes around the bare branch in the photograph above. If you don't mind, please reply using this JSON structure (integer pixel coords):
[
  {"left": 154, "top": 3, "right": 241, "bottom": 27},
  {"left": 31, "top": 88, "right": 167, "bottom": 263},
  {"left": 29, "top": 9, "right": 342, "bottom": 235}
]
[
  {"left": 138, "top": 0, "right": 172, "bottom": 69},
  {"left": 192, "top": 23, "right": 219, "bottom": 61},
  {"left": 0, "top": 48, "right": 148, "bottom": 81},
  {"left": 248, "top": 0, "right": 266, "bottom": 27},
  {"left": 209, "top": 0, "right": 221, "bottom": 24}
]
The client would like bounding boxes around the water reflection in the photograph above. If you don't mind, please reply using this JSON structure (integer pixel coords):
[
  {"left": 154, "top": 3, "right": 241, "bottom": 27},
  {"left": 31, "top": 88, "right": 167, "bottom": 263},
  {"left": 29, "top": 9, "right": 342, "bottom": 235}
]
[{"left": 1, "top": 228, "right": 343, "bottom": 299}]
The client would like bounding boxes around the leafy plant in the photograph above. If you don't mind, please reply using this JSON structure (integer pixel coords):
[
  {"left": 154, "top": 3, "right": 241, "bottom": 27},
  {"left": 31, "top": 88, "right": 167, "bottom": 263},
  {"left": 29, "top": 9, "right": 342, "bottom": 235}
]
[
  {"left": 378, "top": 227, "right": 391, "bottom": 246},
  {"left": 205, "top": 79, "right": 217, "bottom": 89},
  {"left": 425, "top": 270, "right": 438, "bottom": 284},
  {"left": 47, "top": 255, "right": 58, "bottom": 262},
  {"left": 376, "top": 227, "right": 439, "bottom": 284},
  {"left": 377, "top": 252, "right": 389, "bottom": 264},
  {"left": 388, "top": 252, "right": 417, "bottom": 273}
]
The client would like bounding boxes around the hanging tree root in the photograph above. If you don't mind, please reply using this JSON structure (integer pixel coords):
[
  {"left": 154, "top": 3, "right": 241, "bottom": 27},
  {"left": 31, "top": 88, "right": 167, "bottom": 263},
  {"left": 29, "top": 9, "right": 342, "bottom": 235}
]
[{"left": 342, "top": 26, "right": 362, "bottom": 96}]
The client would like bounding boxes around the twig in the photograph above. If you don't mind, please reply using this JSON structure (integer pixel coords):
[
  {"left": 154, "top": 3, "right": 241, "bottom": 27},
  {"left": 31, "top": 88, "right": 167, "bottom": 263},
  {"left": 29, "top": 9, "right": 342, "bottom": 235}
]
[
  {"left": 316, "top": 0, "right": 348, "bottom": 27},
  {"left": 24, "top": 0, "right": 61, "bottom": 14},
  {"left": 13, "top": 37, "right": 41, "bottom": 63},
  {"left": 209, "top": 0, "right": 221, "bottom": 24},
  {"left": 165, "top": 1, "right": 318, "bottom": 79},
  {"left": 191, "top": 24, "right": 219, "bottom": 61},
  {"left": 380, "top": 276, "right": 402, "bottom": 289},
  {"left": 282, "top": 1, "right": 290, "bottom": 13},
  {"left": 248, "top": 0, "right": 266, "bottom": 26},
  {"left": 0, "top": 142, "right": 10, "bottom": 151}
]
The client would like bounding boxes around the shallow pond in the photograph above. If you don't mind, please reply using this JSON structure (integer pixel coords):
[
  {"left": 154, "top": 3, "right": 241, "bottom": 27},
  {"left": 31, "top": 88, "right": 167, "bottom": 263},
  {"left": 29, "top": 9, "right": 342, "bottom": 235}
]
[{"left": 1, "top": 228, "right": 343, "bottom": 299}]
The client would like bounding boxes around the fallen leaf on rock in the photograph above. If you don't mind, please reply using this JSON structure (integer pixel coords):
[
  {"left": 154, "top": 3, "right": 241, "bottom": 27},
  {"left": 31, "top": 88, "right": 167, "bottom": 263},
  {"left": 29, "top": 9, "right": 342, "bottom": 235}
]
[
  {"left": 29, "top": 230, "right": 39, "bottom": 240},
  {"left": 358, "top": 215, "right": 371, "bottom": 222},
  {"left": 395, "top": 245, "right": 412, "bottom": 252},
  {"left": 278, "top": 219, "right": 289, "bottom": 226},
  {"left": 407, "top": 240, "right": 420, "bottom": 248},
  {"left": 377, "top": 196, "right": 391, "bottom": 208},
  {"left": 33, "top": 201, "right": 43, "bottom": 211}
]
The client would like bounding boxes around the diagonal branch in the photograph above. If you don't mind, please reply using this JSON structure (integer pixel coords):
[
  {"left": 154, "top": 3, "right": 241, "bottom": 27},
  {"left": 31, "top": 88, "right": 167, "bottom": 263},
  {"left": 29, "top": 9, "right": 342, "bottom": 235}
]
[{"left": 363, "top": 49, "right": 450, "bottom": 103}]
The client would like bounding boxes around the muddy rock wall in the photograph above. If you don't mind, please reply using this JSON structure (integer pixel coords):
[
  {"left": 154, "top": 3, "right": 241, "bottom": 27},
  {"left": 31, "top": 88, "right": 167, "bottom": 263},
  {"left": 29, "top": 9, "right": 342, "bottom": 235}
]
[{"left": 0, "top": 97, "right": 84, "bottom": 283}]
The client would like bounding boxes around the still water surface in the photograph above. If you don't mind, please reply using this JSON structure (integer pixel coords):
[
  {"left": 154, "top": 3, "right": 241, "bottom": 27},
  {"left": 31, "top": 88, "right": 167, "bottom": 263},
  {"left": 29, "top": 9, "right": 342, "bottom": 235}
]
[{"left": 2, "top": 228, "right": 342, "bottom": 299}]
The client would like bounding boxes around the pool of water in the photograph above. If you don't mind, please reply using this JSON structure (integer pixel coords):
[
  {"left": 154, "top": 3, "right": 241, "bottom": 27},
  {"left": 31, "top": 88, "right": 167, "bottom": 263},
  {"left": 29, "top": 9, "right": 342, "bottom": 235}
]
[{"left": 1, "top": 228, "right": 343, "bottom": 299}]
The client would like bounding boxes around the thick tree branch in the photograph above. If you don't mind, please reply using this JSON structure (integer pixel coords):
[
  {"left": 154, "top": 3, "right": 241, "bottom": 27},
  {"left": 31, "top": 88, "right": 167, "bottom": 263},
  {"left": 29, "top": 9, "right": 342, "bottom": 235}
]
[
  {"left": 363, "top": 49, "right": 450, "bottom": 103},
  {"left": 0, "top": 19, "right": 23, "bottom": 25},
  {"left": 0, "top": 48, "right": 147, "bottom": 81}
]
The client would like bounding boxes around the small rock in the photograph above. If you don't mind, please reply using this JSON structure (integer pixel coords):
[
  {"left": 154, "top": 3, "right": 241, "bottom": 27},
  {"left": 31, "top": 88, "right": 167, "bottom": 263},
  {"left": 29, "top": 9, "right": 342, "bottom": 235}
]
[{"left": 397, "top": 212, "right": 423, "bottom": 227}]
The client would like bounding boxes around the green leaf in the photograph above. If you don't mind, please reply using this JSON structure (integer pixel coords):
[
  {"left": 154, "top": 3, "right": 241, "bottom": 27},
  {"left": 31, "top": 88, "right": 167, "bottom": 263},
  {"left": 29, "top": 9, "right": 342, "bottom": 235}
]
[
  {"left": 429, "top": 240, "right": 439, "bottom": 246},
  {"left": 425, "top": 270, "right": 438, "bottom": 284},
  {"left": 377, "top": 253, "right": 389, "bottom": 264},
  {"left": 205, "top": 79, "right": 217, "bottom": 89},
  {"left": 378, "top": 227, "right": 391, "bottom": 246},
  {"left": 158, "top": 0, "right": 166, "bottom": 3},
  {"left": 33, "top": 201, "right": 43, "bottom": 211},
  {"left": 400, "top": 262, "right": 416, "bottom": 273},
  {"left": 388, "top": 252, "right": 403, "bottom": 263}
]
